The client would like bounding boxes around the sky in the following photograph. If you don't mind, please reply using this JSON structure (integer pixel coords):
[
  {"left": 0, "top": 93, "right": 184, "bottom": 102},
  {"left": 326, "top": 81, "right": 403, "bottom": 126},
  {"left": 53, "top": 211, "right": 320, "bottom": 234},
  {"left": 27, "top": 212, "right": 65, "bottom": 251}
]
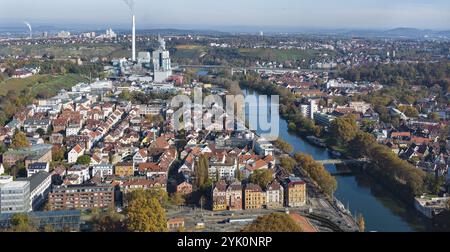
[{"left": 0, "top": 0, "right": 449, "bottom": 31}]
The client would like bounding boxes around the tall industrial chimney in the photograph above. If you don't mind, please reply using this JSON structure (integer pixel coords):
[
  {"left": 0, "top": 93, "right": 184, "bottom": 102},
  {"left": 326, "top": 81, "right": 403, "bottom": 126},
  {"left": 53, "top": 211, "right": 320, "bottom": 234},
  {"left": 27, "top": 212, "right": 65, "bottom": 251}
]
[{"left": 132, "top": 15, "right": 136, "bottom": 62}]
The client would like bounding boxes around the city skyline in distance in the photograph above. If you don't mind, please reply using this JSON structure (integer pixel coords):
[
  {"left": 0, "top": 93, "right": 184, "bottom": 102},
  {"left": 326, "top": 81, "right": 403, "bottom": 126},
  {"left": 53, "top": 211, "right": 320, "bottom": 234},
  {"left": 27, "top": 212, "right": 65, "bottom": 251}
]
[{"left": 0, "top": 0, "right": 450, "bottom": 31}]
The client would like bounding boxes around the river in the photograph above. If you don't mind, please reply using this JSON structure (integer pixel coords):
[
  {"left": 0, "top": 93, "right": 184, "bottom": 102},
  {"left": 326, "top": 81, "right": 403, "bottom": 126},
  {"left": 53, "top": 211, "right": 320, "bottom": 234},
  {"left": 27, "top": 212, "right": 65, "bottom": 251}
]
[{"left": 243, "top": 88, "right": 432, "bottom": 232}]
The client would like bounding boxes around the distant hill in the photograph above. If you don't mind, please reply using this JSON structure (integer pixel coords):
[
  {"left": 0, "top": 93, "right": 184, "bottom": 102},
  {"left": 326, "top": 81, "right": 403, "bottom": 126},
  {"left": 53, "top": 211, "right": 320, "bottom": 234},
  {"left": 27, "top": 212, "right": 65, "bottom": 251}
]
[
  {"left": 133, "top": 28, "right": 230, "bottom": 36},
  {"left": 338, "top": 28, "right": 450, "bottom": 39}
]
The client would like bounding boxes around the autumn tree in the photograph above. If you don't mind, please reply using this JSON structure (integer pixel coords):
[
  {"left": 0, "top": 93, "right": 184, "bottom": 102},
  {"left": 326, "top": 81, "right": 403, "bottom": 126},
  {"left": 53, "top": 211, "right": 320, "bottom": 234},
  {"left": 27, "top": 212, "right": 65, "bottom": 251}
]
[
  {"left": 280, "top": 156, "right": 297, "bottom": 173},
  {"left": 125, "top": 190, "right": 167, "bottom": 232},
  {"left": 328, "top": 115, "right": 359, "bottom": 147},
  {"left": 235, "top": 168, "right": 243, "bottom": 182},
  {"left": 274, "top": 138, "right": 293, "bottom": 153},
  {"left": 249, "top": 169, "right": 273, "bottom": 190},
  {"left": 91, "top": 207, "right": 124, "bottom": 232},
  {"left": 8, "top": 213, "right": 37, "bottom": 232},
  {"left": 348, "top": 132, "right": 377, "bottom": 158},
  {"left": 194, "top": 154, "right": 210, "bottom": 189},
  {"left": 242, "top": 213, "right": 302, "bottom": 232},
  {"left": 11, "top": 131, "right": 30, "bottom": 149},
  {"left": 358, "top": 214, "right": 365, "bottom": 232},
  {"left": 169, "top": 192, "right": 186, "bottom": 207},
  {"left": 294, "top": 153, "right": 337, "bottom": 197}
]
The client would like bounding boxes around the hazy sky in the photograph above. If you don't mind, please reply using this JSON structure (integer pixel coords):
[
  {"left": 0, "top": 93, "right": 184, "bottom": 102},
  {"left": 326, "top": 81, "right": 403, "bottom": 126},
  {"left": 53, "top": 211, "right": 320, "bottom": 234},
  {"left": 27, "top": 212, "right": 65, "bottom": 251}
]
[{"left": 1, "top": 0, "right": 450, "bottom": 30}]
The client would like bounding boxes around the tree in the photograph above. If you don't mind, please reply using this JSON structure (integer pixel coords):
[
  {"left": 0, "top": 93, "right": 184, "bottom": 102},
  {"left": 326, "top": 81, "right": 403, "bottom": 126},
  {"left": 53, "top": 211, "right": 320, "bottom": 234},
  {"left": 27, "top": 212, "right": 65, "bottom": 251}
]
[
  {"left": 328, "top": 115, "right": 359, "bottom": 147},
  {"left": 92, "top": 208, "right": 124, "bottom": 232},
  {"left": 358, "top": 215, "right": 365, "bottom": 232},
  {"left": 169, "top": 193, "right": 186, "bottom": 207},
  {"left": 235, "top": 168, "right": 243, "bottom": 182},
  {"left": 279, "top": 156, "right": 297, "bottom": 173},
  {"left": 36, "top": 128, "right": 46, "bottom": 137},
  {"left": 428, "top": 112, "right": 440, "bottom": 121},
  {"left": 194, "top": 155, "right": 209, "bottom": 189},
  {"left": 76, "top": 155, "right": 91, "bottom": 165},
  {"left": 399, "top": 106, "right": 419, "bottom": 118},
  {"left": 348, "top": 132, "right": 376, "bottom": 158},
  {"left": 294, "top": 153, "right": 337, "bottom": 197},
  {"left": 274, "top": 138, "right": 293, "bottom": 153},
  {"left": 125, "top": 190, "right": 168, "bottom": 232},
  {"left": 43, "top": 224, "right": 55, "bottom": 232},
  {"left": 52, "top": 146, "right": 66, "bottom": 162},
  {"left": 8, "top": 213, "right": 37, "bottom": 232},
  {"left": 11, "top": 131, "right": 30, "bottom": 149},
  {"left": 249, "top": 169, "right": 273, "bottom": 190},
  {"left": 241, "top": 213, "right": 302, "bottom": 232}
]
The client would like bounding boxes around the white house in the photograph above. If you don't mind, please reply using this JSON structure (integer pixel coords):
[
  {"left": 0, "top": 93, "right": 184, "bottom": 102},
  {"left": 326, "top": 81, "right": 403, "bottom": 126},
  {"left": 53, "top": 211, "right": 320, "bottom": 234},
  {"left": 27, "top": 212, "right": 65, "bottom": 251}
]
[
  {"left": 133, "top": 149, "right": 148, "bottom": 169},
  {"left": 254, "top": 137, "right": 275, "bottom": 156},
  {"left": 66, "top": 126, "right": 81, "bottom": 137},
  {"left": 0, "top": 164, "right": 4, "bottom": 175},
  {"left": 68, "top": 144, "right": 85, "bottom": 164},
  {"left": 92, "top": 163, "right": 114, "bottom": 178},
  {"left": 67, "top": 165, "right": 90, "bottom": 184},
  {"left": 27, "top": 162, "right": 50, "bottom": 177}
]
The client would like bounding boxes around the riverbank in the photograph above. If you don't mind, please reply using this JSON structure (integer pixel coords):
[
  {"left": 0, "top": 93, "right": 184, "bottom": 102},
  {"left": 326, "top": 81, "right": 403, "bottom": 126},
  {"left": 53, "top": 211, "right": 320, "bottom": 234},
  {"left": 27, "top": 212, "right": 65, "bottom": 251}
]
[{"left": 242, "top": 86, "right": 432, "bottom": 231}]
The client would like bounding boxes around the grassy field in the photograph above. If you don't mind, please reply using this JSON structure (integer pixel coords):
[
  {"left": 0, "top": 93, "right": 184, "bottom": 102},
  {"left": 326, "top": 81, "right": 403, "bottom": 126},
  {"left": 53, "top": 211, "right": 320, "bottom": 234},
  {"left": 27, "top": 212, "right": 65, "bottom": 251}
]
[
  {"left": 0, "top": 74, "right": 89, "bottom": 97},
  {"left": 238, "top": 48, "right": 336, "bottom": 62},
  {"left": 172, "top": 45, "right": 207, "bottom": 59}
]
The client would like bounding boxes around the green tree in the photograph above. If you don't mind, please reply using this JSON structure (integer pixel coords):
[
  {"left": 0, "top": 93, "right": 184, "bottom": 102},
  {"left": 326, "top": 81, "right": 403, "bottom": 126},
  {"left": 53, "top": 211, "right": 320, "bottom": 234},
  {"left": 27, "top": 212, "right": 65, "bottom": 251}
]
[
  {"left": 125, "top": 190, "right": 168, "bottom": 232},
  {"left": 76, "top": 155, "right": 91, "bottom": 165},
  {"left": 11, "top": 131, "right": 30, "bottom": 149},
  {"left": 249, "top": 169, "right": 273, "bottom": 190},
  {"left": 169, "top": 193, "right": 186, "bottom": 207},
  {"left": 242, "top": 213, "right": 302, "bottom": 232},
  {"left": 36, "top": 128, "right": 46, "bottom": 137}
]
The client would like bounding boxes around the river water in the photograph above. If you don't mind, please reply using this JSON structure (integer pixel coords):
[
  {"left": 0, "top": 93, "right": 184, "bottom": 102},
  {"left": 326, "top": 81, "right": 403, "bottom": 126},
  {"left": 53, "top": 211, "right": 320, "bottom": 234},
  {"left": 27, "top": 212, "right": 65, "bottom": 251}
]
[{"left": 243, "top": 88, "right": 432, "bottom": 232}]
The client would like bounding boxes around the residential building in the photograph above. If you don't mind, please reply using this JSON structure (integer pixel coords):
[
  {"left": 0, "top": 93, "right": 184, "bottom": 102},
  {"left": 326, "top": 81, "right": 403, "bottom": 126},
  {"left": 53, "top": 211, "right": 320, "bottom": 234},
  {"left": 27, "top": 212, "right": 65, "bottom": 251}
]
[
  {"left": 212, "top": 181, "right": 227, "bottom": 211},
  {"left": 300, "top": 100, "right": 319, "bottom": 120},
  {"left": 48, "top": 184, "right": 115, "bottom": 210},
  {"left": 176, "top": 181, "right": 193, "bottom": 196},
  {"left": 244, "top": 184, "right": 266, "bottom": 210},
  {"left": 67, "top": 165, "right": 90, "bottom": 184},
  {"left": 226, "top": 181, "right": 243, "bottom": 211},
  {"left": 167, "top": 218, "right": 185, "bottom": 231},
  {"left": 27, "top": 162, "right": 50, "bottom": 177},
  {"left": 266, "top": 181, "right": 284, "bottom": 209},
  {"left": 254, "top": 138, "right": 275, "bottom": 156},
  {"left": 0, "top": 181, "right": 32, "bottom": 214},
  {"left": 92, "top": 163, "right": 114, "bottom": 178},
  {"left": 284, "top": 177, "right": 307, "bottom": 207},
  {"left": 115, "top": 162, "right": 134, "bottom": 177},
  {"left": 68, "top": 144, "right": 85, "bottom": 164}
]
